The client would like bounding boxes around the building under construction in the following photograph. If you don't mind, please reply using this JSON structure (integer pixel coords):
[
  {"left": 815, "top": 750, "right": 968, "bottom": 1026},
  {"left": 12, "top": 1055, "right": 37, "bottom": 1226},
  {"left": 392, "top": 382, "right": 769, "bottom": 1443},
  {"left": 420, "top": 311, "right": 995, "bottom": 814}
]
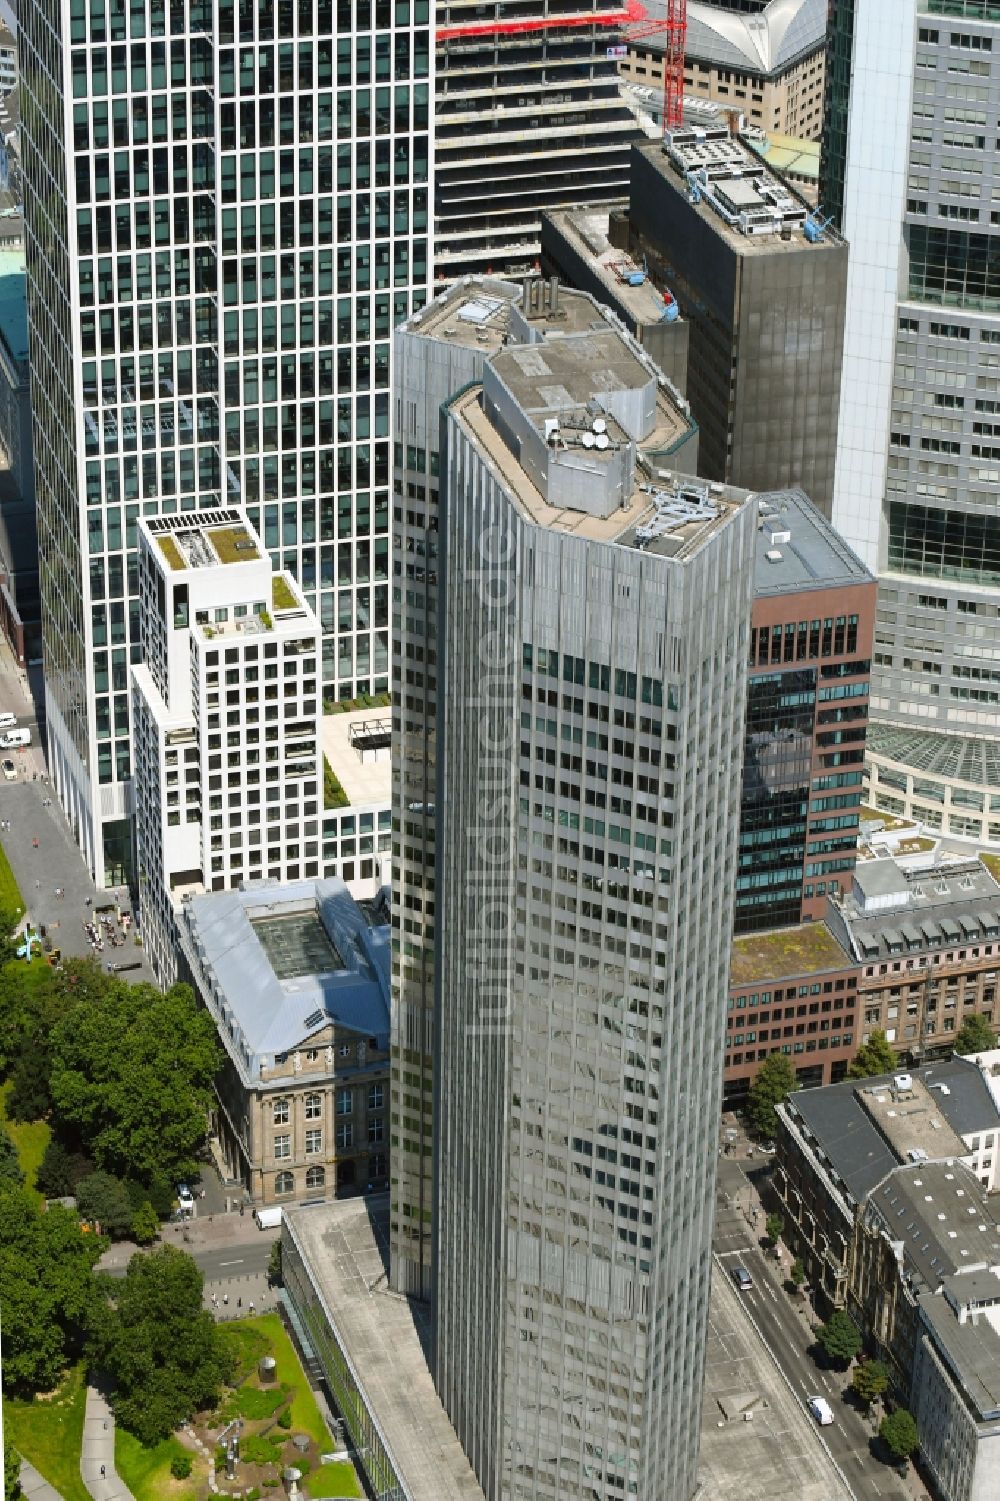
[{"left": 434, "top": 0, "right": 684, "bottom": 281}]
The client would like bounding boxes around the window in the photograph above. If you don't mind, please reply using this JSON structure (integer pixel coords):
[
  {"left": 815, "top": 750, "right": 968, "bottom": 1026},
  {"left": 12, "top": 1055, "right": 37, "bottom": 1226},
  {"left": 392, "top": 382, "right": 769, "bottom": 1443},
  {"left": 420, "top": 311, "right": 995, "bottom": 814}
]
[
  {"left": 274, "top": 1171, "right": 295, "bottom": 1196},
  {"left": 368, "top": 1117, "right": 384, "bottom": 1143},
  {"left": 274, "top": 1133, "right": 291, "bottom": 1160},
  {"left": 306, "top": 1165, "right": 325, "bottom": 1191},
  {"left": 305, "top": 1092, "right": 322, "bottom": 1120},
  {"left": 336, "top": 1088, "right": 352, "bottom": 1115},
  {"left": 272, "top": 1099, "right": 289, "bottom": 1125},
  {"left": 369, "top": 1152, "right": 387, "bottom": 1178},
  {"left": 305, "top": 1129, "right": 322, "bottom": 1155},
  {"left": 336, "top": 1122, "right": 353, "bottom": 1149},
  {"left": 368, "top": 1083, "right": 384, "bottom": 1110},
  {"left": 338, "top": 1044, "right": 352, "bottom": 1057}
]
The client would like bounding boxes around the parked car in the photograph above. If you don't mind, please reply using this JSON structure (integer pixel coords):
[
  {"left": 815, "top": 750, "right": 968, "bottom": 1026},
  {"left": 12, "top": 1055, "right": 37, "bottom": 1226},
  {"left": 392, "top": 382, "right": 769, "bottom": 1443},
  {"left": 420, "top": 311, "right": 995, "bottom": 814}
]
[
  {"left": 1, "top": 759, "right": 15, "bottom": 781},
  {"left": 807, "top": 1396, "right": 834, "bottom": 1426},
  {"left": 730, "top": 1265, "right": 753, "bottom": 1292},
  {"left": 176, "top": 1184, "right": 195, "bottom": 1214}
]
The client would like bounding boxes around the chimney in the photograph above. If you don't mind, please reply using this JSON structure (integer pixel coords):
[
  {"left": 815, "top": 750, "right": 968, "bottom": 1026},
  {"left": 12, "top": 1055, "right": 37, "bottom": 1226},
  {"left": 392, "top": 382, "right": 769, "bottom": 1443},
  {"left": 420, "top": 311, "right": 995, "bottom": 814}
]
[{"left": 549, "top": 275, "right": 559, "bottom": 313}]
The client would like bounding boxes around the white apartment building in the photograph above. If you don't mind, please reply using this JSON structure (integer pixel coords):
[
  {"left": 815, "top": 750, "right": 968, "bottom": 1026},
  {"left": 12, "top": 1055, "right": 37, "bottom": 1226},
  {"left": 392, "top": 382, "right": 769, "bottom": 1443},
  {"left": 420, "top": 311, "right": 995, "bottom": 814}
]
[{"left": 131, "top": 509, "right": 323, "bottom": 983}]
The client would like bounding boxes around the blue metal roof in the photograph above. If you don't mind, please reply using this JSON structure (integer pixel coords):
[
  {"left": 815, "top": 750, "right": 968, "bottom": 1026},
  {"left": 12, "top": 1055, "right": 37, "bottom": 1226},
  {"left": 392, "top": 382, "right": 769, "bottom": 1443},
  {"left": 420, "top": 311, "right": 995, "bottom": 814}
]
[{"left": 184, "top": 878, "right": 390, "bottom": 1079}]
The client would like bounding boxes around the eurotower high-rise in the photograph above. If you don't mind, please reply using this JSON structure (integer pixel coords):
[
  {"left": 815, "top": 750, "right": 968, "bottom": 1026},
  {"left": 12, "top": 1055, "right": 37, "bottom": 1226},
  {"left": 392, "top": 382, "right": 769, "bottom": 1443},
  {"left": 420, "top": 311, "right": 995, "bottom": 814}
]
[
  {"left": 21, "top": 0, "right": 431, "bottom": 884},
  {"left": 393, "top": 274, "right": 750, "bottom": 1499}
]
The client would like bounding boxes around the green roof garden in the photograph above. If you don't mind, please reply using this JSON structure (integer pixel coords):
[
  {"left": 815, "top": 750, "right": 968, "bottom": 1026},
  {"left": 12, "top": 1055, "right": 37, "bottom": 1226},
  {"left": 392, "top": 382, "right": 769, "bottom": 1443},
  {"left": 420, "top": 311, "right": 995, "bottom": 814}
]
[
  {"left": 157, "top": 534, "right": 185, "bottom": 571},
  {"left": 273, "top": 574, "right": 298, "bottom": 610},
  {"left": 730, "top": 922, "right": 852, "bottom": 988},
  {"left": 208, "top": 525, "right": 259, "bottom": 564}
]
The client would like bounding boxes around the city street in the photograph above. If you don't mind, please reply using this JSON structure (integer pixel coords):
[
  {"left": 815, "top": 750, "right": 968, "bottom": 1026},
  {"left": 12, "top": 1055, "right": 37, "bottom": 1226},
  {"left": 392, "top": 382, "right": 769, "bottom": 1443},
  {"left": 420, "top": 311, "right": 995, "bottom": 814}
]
[
  {"left": 98, "top": 1202, "right": 280, "bottom": 1316},
  {"left": 713, "top": 1153, "right": 924, "bottom": 1501}
]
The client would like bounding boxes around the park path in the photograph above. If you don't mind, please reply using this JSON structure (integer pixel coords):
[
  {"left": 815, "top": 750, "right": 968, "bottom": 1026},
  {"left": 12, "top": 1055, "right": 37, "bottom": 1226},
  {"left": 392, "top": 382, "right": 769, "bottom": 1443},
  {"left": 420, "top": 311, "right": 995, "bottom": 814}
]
[
  {"left": 80, "top": 1386, "right": 136, "bottom": 1501},
  {"left": 19, "top": 1460, "right": 66, "bottom": 1500}
]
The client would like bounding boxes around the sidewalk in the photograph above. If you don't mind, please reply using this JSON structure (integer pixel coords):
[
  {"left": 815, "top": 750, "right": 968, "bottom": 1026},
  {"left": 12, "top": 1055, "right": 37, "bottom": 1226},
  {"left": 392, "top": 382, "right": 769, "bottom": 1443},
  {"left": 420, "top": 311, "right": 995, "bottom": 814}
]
[
  {"left": 19, "top": 1460, "right": 65, "bottom": 1501},
  {"left": 81, "top": 1386, "right": 136, "bottom": 1501},
  {"left": 203, "top": 1267, "right": 280, "bottom": 1321}
]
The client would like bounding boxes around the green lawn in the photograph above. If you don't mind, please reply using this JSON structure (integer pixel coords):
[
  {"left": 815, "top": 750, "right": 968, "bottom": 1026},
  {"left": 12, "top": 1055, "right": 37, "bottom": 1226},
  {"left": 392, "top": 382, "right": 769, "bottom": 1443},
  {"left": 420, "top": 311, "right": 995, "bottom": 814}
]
[
  {"left": 115, "top": 1430, "right": 201, "bottom": 1501},
  {"left": 6, "top": 1362, "right": 90, "bottom": 1501},
  {"left": 0, "top": 837, "right": 24, "bottom": 921},
  {"left": 0, "top": 1077, "right": 51, "bottom": 1202},
  {"left": 238, "top": 1312, "right": 330, "bottom": 1446},
  {"left": 308, "top": 1460, "right": 365, "bottom": 1498}
]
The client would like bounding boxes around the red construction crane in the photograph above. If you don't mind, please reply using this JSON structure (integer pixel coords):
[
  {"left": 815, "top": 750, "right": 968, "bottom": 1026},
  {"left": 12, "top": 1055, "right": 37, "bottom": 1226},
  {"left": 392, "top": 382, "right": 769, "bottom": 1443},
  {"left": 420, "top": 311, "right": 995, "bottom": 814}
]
[
  {"left": 435, "top": 0, "right": 687, "bottom": 134},
  {"left": 622, "top": 0, "right": 687, "bottom": 133},
  {"left": 437, "top": 0, "right": 646, "bottom": 42}
]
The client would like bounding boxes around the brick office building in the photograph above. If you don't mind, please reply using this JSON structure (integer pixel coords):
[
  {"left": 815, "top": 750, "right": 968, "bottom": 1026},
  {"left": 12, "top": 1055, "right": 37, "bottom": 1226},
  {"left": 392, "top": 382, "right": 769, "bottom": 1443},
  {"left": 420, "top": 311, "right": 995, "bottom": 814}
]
[
  {"left": 739, "top": 488, "right": 876, "bottom": 934},
  {"left": 725, "top": 920, "right": 860, "bottom": 1107}
]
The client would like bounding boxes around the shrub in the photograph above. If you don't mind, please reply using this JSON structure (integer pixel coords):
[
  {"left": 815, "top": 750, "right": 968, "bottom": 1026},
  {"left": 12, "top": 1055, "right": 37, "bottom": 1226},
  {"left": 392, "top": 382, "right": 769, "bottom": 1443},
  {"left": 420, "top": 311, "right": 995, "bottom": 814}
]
[
  {"left": 277, "top": 1406, "right": 292, "bottom": 1430},
  {"left": 170, "top": 1454, "right": 193, "bottom": 1480}
]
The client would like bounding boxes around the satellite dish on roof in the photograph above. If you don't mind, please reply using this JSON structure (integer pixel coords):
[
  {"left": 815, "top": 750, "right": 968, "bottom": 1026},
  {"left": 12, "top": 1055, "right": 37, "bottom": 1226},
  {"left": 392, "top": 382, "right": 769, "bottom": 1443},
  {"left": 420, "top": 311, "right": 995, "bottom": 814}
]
[
  {"left": 593, "top": 417, "right": 607, "bottom": 434},
  {"left": 582, "top": 431, "right": 596, "bottom": 448},
  {"left": 595, "top": 433, "right": 610, "bottom": 451}
]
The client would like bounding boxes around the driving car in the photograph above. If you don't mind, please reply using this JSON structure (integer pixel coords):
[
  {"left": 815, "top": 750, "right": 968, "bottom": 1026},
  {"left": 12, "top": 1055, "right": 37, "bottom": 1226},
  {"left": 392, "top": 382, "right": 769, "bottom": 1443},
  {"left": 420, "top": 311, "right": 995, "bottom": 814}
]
[
  {"left": 730, "top": 1265, "right": 753, "bottom": 1292},
  {"left": 807, "top": 1396, "right": 834, "bottom": 1426},
  {"left": 1, "top": 759, "right": 15, "bottom": 781}
]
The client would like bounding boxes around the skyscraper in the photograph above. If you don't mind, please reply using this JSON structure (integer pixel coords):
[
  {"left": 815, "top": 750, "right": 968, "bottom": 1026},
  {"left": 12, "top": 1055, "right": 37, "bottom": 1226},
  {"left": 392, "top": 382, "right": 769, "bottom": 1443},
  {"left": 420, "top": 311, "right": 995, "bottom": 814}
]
[
  {"left": 433, "top": 0, "right": 639, "bottom": 281},
  {"left": 21, "top": 0, "right": 431, "bottom": 885},
  {"left": 396, "top": 275, "right": 751, "bottom": 1499},
  {"left": 827, "top": 1, "right": 1000, "bottom": 842},
  {"left": 390, "top": 276, "right": 698, "bottom": 1300}
]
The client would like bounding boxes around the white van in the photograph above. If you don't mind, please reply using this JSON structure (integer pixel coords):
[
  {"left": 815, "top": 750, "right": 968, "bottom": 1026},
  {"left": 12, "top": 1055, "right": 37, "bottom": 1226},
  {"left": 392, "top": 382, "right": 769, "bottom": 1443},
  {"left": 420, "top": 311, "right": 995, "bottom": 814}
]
[
  {"left": 807, "top": 1396, "right": 834, "bottom": 1426},
  {"left": 253, "top": 1206, "right": 283, "bottom": 1231},
  {"left": 0, "top": 713, "right": 15, "bottom": 731},
  {"left": 0, "top": 729, "right": 29, "bottom": 748}
]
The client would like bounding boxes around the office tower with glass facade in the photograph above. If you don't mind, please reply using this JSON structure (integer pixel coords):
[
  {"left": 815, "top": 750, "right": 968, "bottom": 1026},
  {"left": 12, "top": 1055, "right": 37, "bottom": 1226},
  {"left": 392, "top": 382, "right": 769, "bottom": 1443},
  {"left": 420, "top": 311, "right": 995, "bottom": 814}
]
[
  {"left": 402, "top": 276, "right": 752, "bottom": 1501},
  {"left": 628, "top": 128, "right": 848, "bottom": 511},
  {"left": 390, "top": 276, "right": 698, "bottom": 1303},
  {"left": 738, "top": 488, "right": 875, "bottom": 934},
  {"left": 433, "top": 0, "right": 639, "bottom": 281},
  {"left": 21, "top": 0, "right": 431, "bottom": 886},
  {"left": 827, "top": 1, "right": 1000, "bottom": 843}
]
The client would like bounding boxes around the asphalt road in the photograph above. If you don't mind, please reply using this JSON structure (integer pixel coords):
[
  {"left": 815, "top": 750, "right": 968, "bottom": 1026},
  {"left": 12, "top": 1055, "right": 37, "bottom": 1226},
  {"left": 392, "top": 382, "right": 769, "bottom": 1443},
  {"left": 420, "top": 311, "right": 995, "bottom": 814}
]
[
  {"left": 714, "top": 1155, "right": 915, "bottom": 1501},
  {"left": 103, "top": 1229, "right": 275, "bottom": 1284}
]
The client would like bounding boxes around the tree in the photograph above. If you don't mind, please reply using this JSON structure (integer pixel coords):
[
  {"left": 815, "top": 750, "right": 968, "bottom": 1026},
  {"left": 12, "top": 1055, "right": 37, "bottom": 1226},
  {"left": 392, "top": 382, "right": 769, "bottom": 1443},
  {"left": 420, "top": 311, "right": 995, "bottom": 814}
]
[
  {"left": 852, "top": 1359, "right": 890, "bottom": 1407},
  {"left": 131, "top": 1200, "right": 159, "bottom": 1246},
  {"left": 816, "top": 1309, "right": 862, "bottom": 1368},
  {"left": 747, "top": 1054, "right": 798, "bottom": 1139},
  {"left": 49, "top": 981, "right": 220, "bottom": 1187},
  {"left": 848, "top": 1029, "right": 896, "bottom": 1079},
  {"left": 267, "top": 1238, "right": 282, "bottom": 1287},
  {"left": 88, "top": 1245, "right": 232, "bottom": 1446},
  {"left": 0, "top": 1187, "right": 104, "bottom": 1395},
  {"left": 790, "top": 1258, "right": 806, "bottom": 1289},
  {"left": 0, "top": 958, "right": 64, "bottom": 1078},
  {"left": 880, "top": 1408, "right": 919, "bottom": 1462},
  {"left": 6, "top": 1040, "right": 52, "bottom": 1123},
  {"left": 765, "top": 1212, "right": 785, "bottom": 1246},
  {"left": 955, "top": 1013, "right": 997, "bottom": 1057},
  {"left": 5, "top": 1437, "right": 20, "bottom": 1499},
  {"left": 0, "top": 1124, "right": 24, "bottom": 1190},
  {"left": 76, "top": 1173, "right": 135, "bottom": 1239},
  {"left": 35, "top": 1140, "right": 93, "bottom": 1201}
]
